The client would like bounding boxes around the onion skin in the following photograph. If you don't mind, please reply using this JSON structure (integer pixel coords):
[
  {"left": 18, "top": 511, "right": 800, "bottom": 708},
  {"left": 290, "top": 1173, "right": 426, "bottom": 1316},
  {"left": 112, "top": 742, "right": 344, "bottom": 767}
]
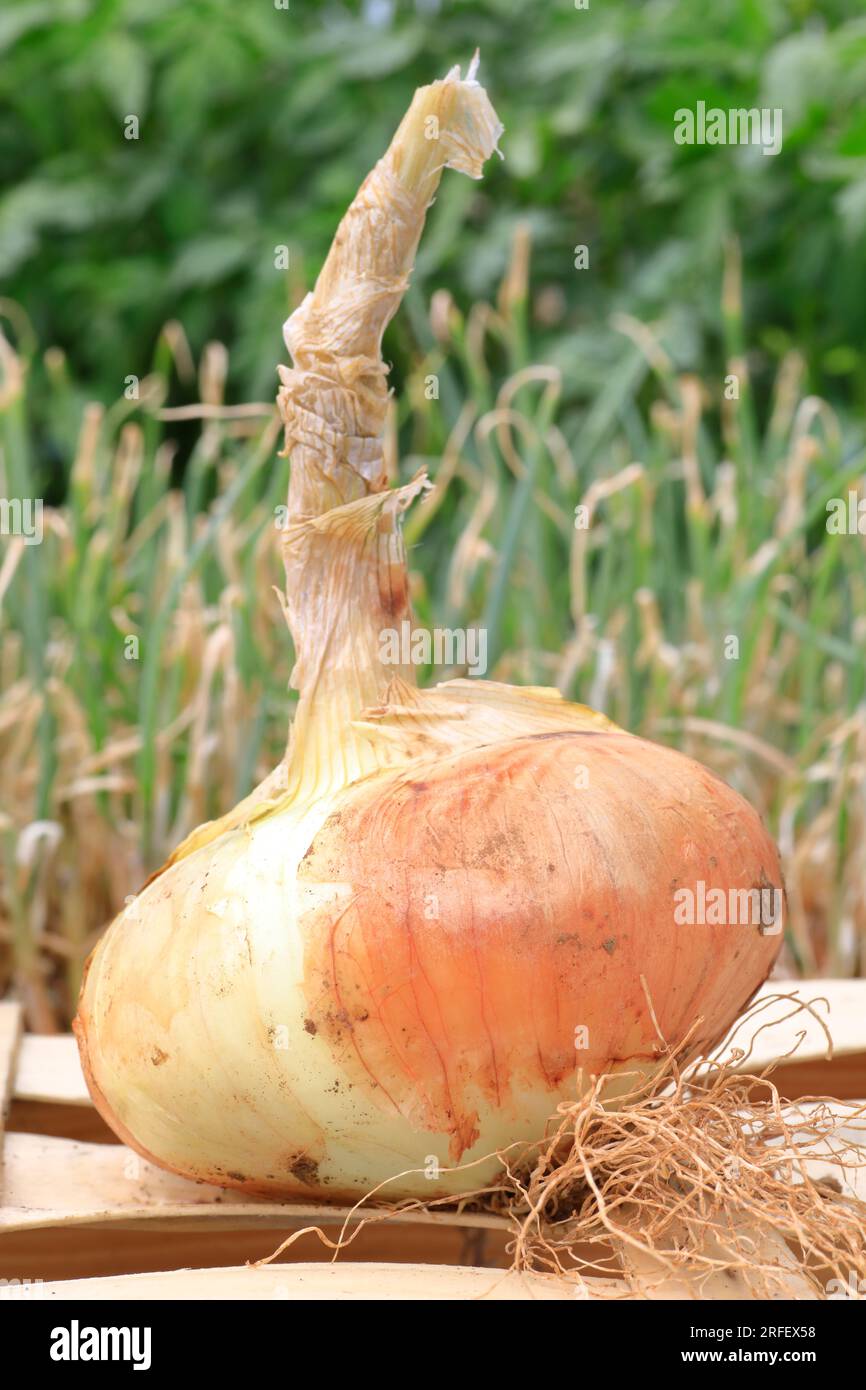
[
  {"left": 75, "top": 724, "right": 782, "bottom": 1200},
  {"left": 298, "top": 730, "right": 782, "bottom": 1163},
  {"left": 73, "top": 65, "right": 783, "bottom": 1202}
]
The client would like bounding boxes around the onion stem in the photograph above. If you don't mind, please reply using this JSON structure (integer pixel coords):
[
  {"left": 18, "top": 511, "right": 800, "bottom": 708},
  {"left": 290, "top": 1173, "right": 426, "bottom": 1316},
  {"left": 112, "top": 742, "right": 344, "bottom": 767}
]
[{"left": 276, "top": 60, "right": 503, "bottom": 792}]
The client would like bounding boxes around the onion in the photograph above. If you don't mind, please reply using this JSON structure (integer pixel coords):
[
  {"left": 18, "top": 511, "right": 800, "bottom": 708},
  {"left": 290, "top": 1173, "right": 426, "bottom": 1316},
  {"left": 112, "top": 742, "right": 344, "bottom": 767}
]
[{"left": 74, "top": 60, "right": 783, "bottom": 1202}]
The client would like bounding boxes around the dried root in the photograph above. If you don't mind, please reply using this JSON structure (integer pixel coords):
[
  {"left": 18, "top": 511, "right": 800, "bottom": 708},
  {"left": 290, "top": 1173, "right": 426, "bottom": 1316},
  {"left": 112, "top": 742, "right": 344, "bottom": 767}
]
[{"left": 482, "top": 1042, "right": 866, "bottom": 1299}]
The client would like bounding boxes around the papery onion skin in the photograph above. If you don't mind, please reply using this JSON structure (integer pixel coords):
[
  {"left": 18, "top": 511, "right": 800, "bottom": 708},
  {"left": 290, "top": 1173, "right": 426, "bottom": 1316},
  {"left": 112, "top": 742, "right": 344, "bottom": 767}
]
[
  {"left": 297, "top": 730, "right": 782, "bottom": 1165},
  {"left": 74, "top": 63, "right": 784, "bottom": 1204},
  {"left": 75, "top": 722, "right": 782, "bottom": 1201}
]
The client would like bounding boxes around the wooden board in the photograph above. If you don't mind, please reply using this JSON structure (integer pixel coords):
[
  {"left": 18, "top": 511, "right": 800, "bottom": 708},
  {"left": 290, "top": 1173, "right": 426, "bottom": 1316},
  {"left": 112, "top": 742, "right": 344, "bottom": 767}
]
[
  {"left": 0, "top": 1130, "right": 508, "bottom": 1235},
  {"left": 0, "top": 1219, "right": 512, "bottom": 1285},
  {"left": 37, "top": 1261, "right": 581, "bottom": 1301},
  {"left": 32, "top": 1252, "right": 820, "bottom": 1302},
  {"left": 717, "top": 979, "right": 866, "bottom": 1070},
  {"left": 0, "top": 1001, "right": 23, "bottom": 1159},
  {"left": 14, "top": 1032, "right": 90, "bottom": 1106}
]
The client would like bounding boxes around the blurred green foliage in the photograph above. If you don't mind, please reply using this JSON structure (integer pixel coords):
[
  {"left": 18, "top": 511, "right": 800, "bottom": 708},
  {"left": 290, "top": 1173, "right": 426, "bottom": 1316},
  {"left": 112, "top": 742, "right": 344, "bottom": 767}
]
[{"left": 3, "top": 0, "right": 866, "bottom": 455}]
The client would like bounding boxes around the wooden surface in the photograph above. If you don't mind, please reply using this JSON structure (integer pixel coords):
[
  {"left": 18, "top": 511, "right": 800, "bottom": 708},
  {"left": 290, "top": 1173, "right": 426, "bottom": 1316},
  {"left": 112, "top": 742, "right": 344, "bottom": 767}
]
[
  {"left": 1, "top": 982, "right": 865, "bottom": 1298},
  {"left": 715, "top": 979, "right": 866, "bottom": 1100},
  {"left": 39, "top": 1262, "right": 579, "bottom": 1301},
  {"left": 14, "top": 1032, "right": 91, "bottom": 1106},
  {"left": 0, "top": 1001, "right": 22, "bottom": 1159},
  {"left": 1, "top": 1130, "right": 509, "bottom": 1234},
  {"left": 716, "top": 979, "right": 866, "bottom": 1074},
  {"left": 0, "top": 1219, "right": 512, "bottom": 1285}
]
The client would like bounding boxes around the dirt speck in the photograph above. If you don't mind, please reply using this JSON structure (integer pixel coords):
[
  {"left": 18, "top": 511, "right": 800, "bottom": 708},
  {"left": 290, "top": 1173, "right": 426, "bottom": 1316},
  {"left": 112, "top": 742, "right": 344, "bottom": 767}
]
[
  {"left": 288, "top": 1154, "right": 320, "bottom": 1186},
  {"left": 303, "top": 1017, "right": 317, "bottom": 1036},
  {"left": 602, "top": 937, "right": 617, "bottom": 955},
  {"left": 150, "top": 1047, "right": 169, "bottom": 1066}
]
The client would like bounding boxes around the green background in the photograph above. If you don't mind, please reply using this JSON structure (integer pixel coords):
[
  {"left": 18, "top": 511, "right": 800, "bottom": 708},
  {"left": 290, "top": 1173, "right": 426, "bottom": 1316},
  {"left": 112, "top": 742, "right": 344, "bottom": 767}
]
[{"left": 3, "top": 0, "right": 866, "bottom": 438}]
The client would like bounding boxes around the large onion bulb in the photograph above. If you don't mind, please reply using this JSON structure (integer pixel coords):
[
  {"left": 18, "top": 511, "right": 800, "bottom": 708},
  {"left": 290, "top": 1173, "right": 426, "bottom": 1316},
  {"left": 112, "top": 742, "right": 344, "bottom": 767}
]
[{"left": 75, "top": 62, "right": 783, "bottom": 1201}]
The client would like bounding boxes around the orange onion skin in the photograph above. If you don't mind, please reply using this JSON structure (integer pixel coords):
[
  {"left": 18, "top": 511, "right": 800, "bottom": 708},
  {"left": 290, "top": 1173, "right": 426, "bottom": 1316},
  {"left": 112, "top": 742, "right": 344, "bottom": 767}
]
[{"left": 298, "top": 727, "right": 782, "bottom": 1166}]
